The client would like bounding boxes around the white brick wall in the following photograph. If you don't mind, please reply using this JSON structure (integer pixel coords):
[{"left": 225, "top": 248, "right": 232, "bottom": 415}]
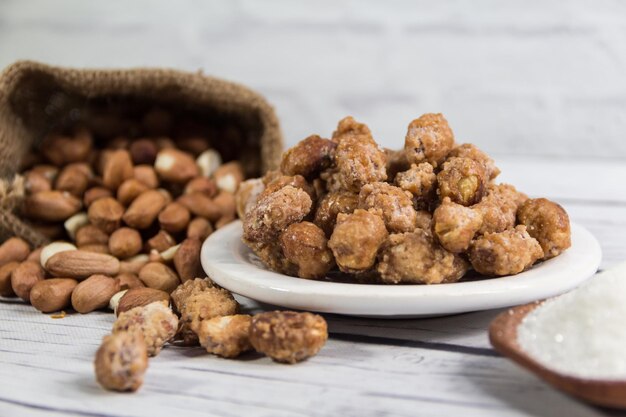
[{"left": 1, "top": 0, "right": 626, "bottom": 159}]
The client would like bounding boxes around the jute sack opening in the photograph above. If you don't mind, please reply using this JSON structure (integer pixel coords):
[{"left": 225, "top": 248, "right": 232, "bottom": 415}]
[{"left": 0, "top": 60, "right": 283, "bottom": 246}]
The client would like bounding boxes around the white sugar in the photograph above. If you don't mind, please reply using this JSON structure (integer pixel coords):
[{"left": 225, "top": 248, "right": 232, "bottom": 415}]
[{"left": 517, "top": 262, "right": 626, "bottom": 380}]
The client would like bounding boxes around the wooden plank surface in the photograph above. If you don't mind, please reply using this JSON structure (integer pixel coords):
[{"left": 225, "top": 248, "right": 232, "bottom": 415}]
[{"left": 1, "top": 157, "right": 625, "bottom": 417}]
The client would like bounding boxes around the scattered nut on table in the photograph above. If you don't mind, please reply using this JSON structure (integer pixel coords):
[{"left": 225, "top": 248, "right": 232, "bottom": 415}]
[{"left": 94, "top": 330, "right": 148, "bottom": 392}]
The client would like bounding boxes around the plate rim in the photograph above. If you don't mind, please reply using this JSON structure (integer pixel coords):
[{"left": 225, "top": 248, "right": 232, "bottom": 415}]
[{"left": 201, "top": 221, "right": 602, "bottom": 317}]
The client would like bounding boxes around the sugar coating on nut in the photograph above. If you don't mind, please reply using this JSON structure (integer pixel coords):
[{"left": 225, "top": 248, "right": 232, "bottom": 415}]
[
  {"left": 279, "top": 222, "right": 334, "bottom": 279},
  {"left": 377, "top": 228, "right": 468, "bottom": 284},
  {"left": 196, "top": 314, "right": 252, "bottom": 358},
  {"left": 433, "top": 197, "right": 483, "bottom": 253},
  {"left": 404, "top": 113, "right": 455, "bottom": 167},
  {"left": 448, "top": 143, "right": 500, "bottom": 181},
  {"left": 394, "top": 162, "right": 437, "bottom": 209},
  {"left": 469, "top": 225, "right": 544, "bottom": 276},
  {"left": 280, "top": 135, "right": 336, "bottom": 179},
  {"left": 243, "top": 186, "right": 313, "bottom": 244},
  {"left": 328, "top": 209, "right": 388, "bottom": 273},
  {"left": 473, "top": 183, "right": 527, "bottom": 235},
  {"left": 170, "top": 277, "right": 217, "bottom": 314},
  {"left": 517, "top": 198, "right": 571, "bottom": 260},
  {"left": 313, "top": 191, "right": 359, "bottom": 237},
  {"left": 358, "top": 182, "right": 418, "bottom": 233},
  {"left": 261, "top": 174, "right": 316, "bottom": 201},
  {"left": 249, "top": 311, "right": 328, "bottom": 364},
  {"left": 112, "top": 301, "right": 178, "bottom": 356},
  {"left": 94, "top": 331, "right": 148, "bottom": 392},
  {"left": 331, "top": 117, "right": 387, "bottom": 191},
  {"left": 437, "top": 157, "right": 487, "bottom": 206},
  {"left": 246, "top": 241, "right": 298, "bottom": 276},
  {"left": 180, "top": 287, "right": 239, "bottom": 332}
]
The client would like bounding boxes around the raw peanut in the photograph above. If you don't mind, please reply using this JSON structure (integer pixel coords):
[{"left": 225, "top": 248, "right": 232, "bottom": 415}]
[
  {"left": 122, "top": 190, "right": 167, "bottom": 229},
  {"left": 213, "top": 161, "right": 244, "bottom": 194},
  {"left": 11, "top": 261, "right": 45, "bottom": 301},
  {"left": 119, "top": 254, "right": 149, "bottom": 275},
  {"left": 0, "top": 237, "right": 30, "bottom": 266},
  {"left": 187, "top": 217, "right": 213, "bottom": 241},
  {"left": 138, "top": 262, "right": 180, "bottom": 293},
  {"left": 88, "top": 197, "right": 124, "bottom": 233},
  {"left": 157, "top": 188, "right": 173, "bottom": 204},
  {"left": 0, "top": 262, "right": 19, "bottom": 297},
  {"left": 75, "top": 225, "right": 109, "bottom": 246},
  {"left": 154, "top": 149, "right": 199, "bottom": 183},
  {"left": 64, "top": 212, "right": 89, "bottom": 240},
  {"left": 213, "top": 191, "right": 236, "bottom": 218},
  {"left": 55, "top": 164, "right": 90, "bottom": 196},
  {"left": 146, "top": 230, "right": 176, "bottom": 253},
  {"left": 196, "top": 149, "right": 222, "bottom": 177},
  {"left": 184, "top": 177, "right": 217, "bottom": 197},
  {"left": 173, "top": 238, "right": 202, "bottom": 282},
  {"left": 27, "top": 247, "right": 43, "bottom": 263},
  {"left": 109, "top": 290, "right": 128, "bottom": 314},
  {"left": 158, "top": 202, "right": 190, "bottom": 233},
  {"left": 31, "top": 164, "right": 58, "bottom": 182},
  {"left": 109, "top": 228, "right": 142, "bottom": 259},
  {"left": 96, "top": 150, "right": 113, "bottom": 176},
  {"left": 160, "top": 244, "right": 180, "bottom": 262},
  {"left": 117, "top": 179, "right": 148, "bottom": 206},
  {"left": 79, "top": 244, "right": 111, "bottom": 254},
  {"left": 30, "top": 278, "right": 78, "bottom": 313},
  {"left": 71, "top": 274, "right": 120, "bottom": 313},
  {"left": 177, "top": 192, "right": 221, "bottom": 222},
  {"left": 116, "top": 273, "right": 145, "bottom": 290},
  {"left": 45, "top": 250, "right": 120, "bottom": 280},
  {"left": 40, "top": 130, "right": 92, "bottom": 165},
  {"left": 24, "top": 170, "right": 51, "bottom": 194},
  {"left": 216, "top": 213, "right": 236, "bottom": 229},
  {"left": 103, "top": 149, "right": 134, "bottom": 190},
  {"left": 23, "top": 191, "right": 82, "bottom": 222},
  {"left": 129, "top": 139, "right": 158, "bottom": 165},
  {"left": 133, "top": 165, "right": 159, "bottom": 189},
  {"left": 116, "top": 287, "right": 170, "bottom": 316},
  {"left": 84, "top": 187, "right": 113, "bottom": 207},
  {"left": 40, "top": 242, "right": 77, "bottom": 268}
]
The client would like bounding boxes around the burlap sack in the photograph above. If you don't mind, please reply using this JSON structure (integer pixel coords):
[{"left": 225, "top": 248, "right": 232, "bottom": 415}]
[{"left": 0, "top": 60, "right": 283, "bottom": 246}]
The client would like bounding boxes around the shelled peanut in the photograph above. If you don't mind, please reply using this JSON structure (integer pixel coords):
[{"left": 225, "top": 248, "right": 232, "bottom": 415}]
[{"left": 0, "top": 127, "right": 244, "bottom": 314}]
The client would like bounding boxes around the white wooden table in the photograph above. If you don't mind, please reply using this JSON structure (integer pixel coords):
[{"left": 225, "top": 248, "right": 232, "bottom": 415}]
[{"left": 1, "top": 157, "right": 625, "bottom": 417}]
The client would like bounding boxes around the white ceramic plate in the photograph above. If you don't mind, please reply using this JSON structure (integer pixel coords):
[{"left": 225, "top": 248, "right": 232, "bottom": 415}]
[{"left": 201, "top": 221, "right": 602, "bottom": 318}]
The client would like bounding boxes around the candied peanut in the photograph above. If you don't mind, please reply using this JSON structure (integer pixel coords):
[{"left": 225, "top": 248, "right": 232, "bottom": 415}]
[
  {"left": 249, "top": 311, "right": 328, "bottom": 364},
  {"left": 358, "top": 182, "right": 418, "bottom": 233},
  {"left": 394, "top": 162, "right": 437, "bottom": 210},
  {"left": 517, "top": 198, "right": 571, "bottom": 259},
  {"left": 433, "top": 197, "right": 483, "bottom": 253},
  {"left": 243, "top": 186, "right": 312, "bottom": 244},
  {"left": 313, "top": 191, "right": 359, "bottom": 237},
  {"left": 404, "top": 113, "right": 455, "bottom": 167},
  {"left": 469, "top": 225, "right": 543, "bottom": 276},
  {"left": 473, "top": 183, "right": 527, "bottom": 235},
  {"left": 280, "top": 135, "right": 336, "bottom": 179},
  {"left": 196, "top": 314, "right": 253, "bottom": 358},
  {"left": 279, "top": 222, "right": 334, "bottom": 279},
  {"left": 328, "top": 209, "right": 388, "bottom": 273},
  {"left": 377, "top": 229, "right": 468, "bottom": 284},
  {"left": 245, "top": 241, "right": 298, "bottom": 276},
  {"left": 448, "top": 143, "right": 500, "bottom": 181},
  {"left": 180, "top": 287, "right": 239, "bottom": 332},
  {"left": 112, "top": 301, "right": 178, "bottom": 356},
  {"left": 332, "top": 129, "right": 387, "bottom": 192},
  {"left": 437, "top": 157, "right": 487, "bottom": 206},
  {"left": 261, "top": 174, "right": 316, "bottom": 201},
  {"left": 170, "top": 277, "right": 217, "bottom": 314},
  {"left": 94, "top": 331, "right": 148, "bottom": 392}
]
